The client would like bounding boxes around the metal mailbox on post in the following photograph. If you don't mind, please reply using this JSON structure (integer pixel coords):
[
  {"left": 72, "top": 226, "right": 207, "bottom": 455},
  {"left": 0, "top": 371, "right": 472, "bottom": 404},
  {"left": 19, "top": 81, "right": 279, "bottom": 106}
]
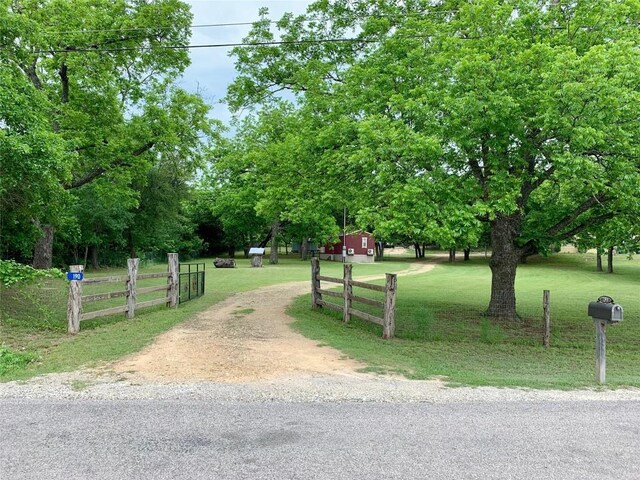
[
  {"left": 588, "top": 297, "right": 623, "bottom": 323},
  {"left": 588, "top": 296, "right": 623, "bottom": 385}
]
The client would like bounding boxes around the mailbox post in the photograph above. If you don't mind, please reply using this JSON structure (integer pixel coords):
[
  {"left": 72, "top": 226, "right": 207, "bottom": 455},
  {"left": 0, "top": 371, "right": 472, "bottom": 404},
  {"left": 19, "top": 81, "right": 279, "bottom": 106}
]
[{"left": 587, "top": 296, "right": 623, "bottom": 384}]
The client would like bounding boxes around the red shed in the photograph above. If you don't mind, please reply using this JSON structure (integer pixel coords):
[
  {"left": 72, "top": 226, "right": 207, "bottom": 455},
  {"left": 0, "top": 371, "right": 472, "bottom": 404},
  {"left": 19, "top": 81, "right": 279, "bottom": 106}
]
[{"left": 319, "top": 231, "right": 375, "bottom": 263}]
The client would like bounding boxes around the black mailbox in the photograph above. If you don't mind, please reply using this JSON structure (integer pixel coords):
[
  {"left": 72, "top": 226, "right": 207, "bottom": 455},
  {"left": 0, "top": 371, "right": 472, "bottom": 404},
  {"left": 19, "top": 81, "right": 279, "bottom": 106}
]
[{"left": 588, "top": 296, "right": 623, "bottom": 323}]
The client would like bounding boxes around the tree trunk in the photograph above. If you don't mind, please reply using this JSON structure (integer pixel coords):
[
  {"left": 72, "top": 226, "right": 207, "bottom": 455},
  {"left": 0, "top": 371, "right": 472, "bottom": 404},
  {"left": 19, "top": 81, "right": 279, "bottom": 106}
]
[
  {"left": 127, "top": 229, "right": 137, "bottom": 259},
  {"left": 420, "top": 244, "right": 426, "bottom": 258},
  {"left": 32, "top": 224, "right": 55, "bottom": 269},
  {"left": 375, "top": 241, "right": 384, "bottom": 260},
  {"left": 464, "top": 248, "right": 470, "bottom": 261},
  {"left": 214, "top": 258, "right": 236, "bottom": 268},
  {"left": 269, "top": 219, "right": 280, "bottom": 265},
  {"left": 596, "top": 248, "right": 603, "bottom": 272},
  {"left": 607, "top": 246, "right": 614, "bottom": 274},
  {"left": 227, "top": 246, "right": 235, "bottom": 258},
  {"left": 448, "top": 248, "right": 456, "bottom": 263},
  {"left": 487, "top": 213, "right": 522, "bottom": 320},
  {"left": 300, "top": 238, "right": 308, "bottom": 261},
  {"left": 90, "top": 245, "right": 99, "bottom": 270}
]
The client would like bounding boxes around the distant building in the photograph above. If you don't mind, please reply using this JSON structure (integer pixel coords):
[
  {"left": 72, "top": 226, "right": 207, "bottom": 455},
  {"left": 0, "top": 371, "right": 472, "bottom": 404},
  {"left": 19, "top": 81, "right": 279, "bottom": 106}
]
[{"left": 319, "top": 231, "right": 375, "bottom": 263}]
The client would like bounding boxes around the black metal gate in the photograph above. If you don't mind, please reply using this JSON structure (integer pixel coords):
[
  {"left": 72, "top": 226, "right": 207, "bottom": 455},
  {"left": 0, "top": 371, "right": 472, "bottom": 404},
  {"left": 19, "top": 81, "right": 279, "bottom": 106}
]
[{"left": 179, "top": 262, "right": 205, "bottom": 304}]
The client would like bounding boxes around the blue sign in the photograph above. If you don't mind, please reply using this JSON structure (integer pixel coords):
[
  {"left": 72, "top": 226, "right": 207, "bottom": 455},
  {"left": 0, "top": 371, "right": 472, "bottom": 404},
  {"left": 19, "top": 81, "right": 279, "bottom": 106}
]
[{"left": 66, "top": 272, "right": 84, "bottom": 281}]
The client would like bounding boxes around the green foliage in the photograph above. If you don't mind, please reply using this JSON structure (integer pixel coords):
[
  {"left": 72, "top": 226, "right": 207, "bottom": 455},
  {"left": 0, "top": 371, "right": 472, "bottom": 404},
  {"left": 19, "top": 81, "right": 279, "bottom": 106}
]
[
  {"left": 1, "top": 0, "right": 219, "bottom": 265},
  {"left": 0, "top": 347, "right": 36, "bottom": 376},
  {"left": 0, "top": 259, "right": 63, "bottom": 287}
]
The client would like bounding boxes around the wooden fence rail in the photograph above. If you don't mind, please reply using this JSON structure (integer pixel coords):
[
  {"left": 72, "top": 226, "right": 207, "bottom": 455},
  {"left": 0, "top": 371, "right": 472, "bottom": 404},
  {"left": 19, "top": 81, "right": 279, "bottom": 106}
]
[
  {"left": 311, "top": 258, "right": 396, "bottom": 338},
  {"left": 66, "top": 253, "right": 179, "bottom": 334}
]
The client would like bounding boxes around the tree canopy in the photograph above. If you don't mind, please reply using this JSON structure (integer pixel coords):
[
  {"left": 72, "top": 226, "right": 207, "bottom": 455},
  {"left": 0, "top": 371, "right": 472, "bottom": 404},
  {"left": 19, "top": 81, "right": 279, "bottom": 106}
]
[
  {"left": 1, "top": 0, "right": 219, "bottom": 266},
  {"left": 224, "top": 0, "right": 640, "bottom": 318}
]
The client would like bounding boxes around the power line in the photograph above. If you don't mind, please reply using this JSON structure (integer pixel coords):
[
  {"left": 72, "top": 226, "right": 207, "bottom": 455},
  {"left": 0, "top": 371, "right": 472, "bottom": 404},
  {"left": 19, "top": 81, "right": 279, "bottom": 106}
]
[
  {"left": 46, "top": 21, "right": 278, "bottom": 35},
  {"left": 42, "top": 11, "right": 463, "bottom": 36},
  {"left": 33, "top": 37, "right": 382, "bottom": 54},
  {"left": 36, "top": 1, "right": 599, "bottom": 36},
  {"left": 31, "top": 20, "right": 638, "bottom": 55}
]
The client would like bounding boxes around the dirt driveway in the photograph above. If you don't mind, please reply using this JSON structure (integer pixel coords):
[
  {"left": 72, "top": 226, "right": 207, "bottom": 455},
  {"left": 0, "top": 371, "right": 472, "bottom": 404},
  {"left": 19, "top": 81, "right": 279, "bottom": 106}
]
[{"left": 110, "top": 261, "right": 438, "bottom": 383}]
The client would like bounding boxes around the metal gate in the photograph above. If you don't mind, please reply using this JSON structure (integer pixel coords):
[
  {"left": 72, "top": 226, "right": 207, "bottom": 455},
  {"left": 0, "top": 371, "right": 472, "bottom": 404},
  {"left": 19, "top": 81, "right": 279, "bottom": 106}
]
[{"left": 179, "top": 262, "right": 205, "bottom": 304}]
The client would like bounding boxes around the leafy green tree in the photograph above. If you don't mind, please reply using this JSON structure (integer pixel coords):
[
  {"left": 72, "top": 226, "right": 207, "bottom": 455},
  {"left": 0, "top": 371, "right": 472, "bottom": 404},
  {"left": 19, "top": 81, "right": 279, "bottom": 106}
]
[
  {"left": 208, "top": 104, "right": 341, "bottom": 259},
  {"left": 2, "top": 0, "right": 216, "bottom": 267},
  {"left": 228, "top": 0, "right": 640, "bottom": 319}
]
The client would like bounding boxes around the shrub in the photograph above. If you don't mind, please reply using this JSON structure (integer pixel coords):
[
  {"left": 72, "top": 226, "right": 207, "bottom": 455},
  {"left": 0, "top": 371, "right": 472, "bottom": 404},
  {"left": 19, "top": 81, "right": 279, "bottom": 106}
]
[{"left": 0, "top": 259, "right": 63, "bottom": 287}]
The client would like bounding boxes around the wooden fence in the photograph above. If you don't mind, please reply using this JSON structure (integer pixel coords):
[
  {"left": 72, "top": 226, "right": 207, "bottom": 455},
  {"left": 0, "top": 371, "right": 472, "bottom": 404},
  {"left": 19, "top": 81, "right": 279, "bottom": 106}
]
[
  {"left": 311, "top": 258, "right": 397, "bottom": 339},
  {"left": 66, "top": 253, "right": 179, "bottom": 334}
]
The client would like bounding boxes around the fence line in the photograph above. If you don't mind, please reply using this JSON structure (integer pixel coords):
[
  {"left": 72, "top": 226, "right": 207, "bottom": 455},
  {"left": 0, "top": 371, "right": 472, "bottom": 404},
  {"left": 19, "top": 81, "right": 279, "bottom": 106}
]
[
  {"left": 311, "top": 258, "right": 397, "bottom": 339},
  {"left": 66, "top": 253, "right": 178, "bottom": 334}
]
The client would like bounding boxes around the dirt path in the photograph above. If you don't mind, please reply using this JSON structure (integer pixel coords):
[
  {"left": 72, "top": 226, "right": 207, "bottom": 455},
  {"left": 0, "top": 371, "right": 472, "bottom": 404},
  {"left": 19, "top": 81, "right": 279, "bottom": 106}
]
[{"left": 109, "top": 261, "right": 439, "bottom": 383}]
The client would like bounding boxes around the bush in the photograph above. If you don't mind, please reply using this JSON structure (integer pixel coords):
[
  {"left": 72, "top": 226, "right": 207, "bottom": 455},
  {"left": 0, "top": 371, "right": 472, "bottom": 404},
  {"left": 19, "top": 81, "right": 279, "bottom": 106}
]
[
  {"left": 0, "top": 347, "right": 36, "bottom": 376},
  {"left": 0, "top": 259, "right": 63, "bottom": 287}
]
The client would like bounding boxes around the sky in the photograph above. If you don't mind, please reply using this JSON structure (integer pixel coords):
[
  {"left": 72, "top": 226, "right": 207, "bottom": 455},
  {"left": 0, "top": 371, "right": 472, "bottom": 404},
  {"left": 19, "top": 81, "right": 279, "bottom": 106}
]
[{"left": 180, "top": 1, "right": 313, "bottom": 127}]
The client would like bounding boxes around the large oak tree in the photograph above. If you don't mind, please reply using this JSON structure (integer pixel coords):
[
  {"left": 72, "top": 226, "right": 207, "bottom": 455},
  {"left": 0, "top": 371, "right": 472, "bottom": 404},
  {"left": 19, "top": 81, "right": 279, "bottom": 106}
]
[{"left": 228, "top": 0, "right": 640, "bottom": 319}]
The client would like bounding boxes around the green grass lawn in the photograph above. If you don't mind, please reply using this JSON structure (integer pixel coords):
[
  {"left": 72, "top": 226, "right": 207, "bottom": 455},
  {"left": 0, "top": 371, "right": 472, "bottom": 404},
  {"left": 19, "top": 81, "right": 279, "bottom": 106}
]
[
  {"left": 289, "top": 253, "right": 640, "bottom": 389},
  {"left": 0, "top": 255, "right": 411, "bottom": 381}
]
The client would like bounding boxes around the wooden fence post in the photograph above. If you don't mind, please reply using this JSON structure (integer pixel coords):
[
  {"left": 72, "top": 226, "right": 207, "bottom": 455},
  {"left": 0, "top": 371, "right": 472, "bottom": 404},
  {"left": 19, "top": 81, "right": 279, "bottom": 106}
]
[
  {"left": 126, "top": 258, "right": 139, "bottom": 319},
  {"left": 168, "top": 253, "right": 179, "bottom": 308},
  {"left": 67, "top": 265, "right": 84, "bottom": 334},
  {"left": 383, "top": 273, "right": 397, "bottom": 339},
  {"left": 343, "top": 263, "right": 352, "bottom": 323},
  {"left": 311, "top": 257, "right": 322, "bottom": 308},
  {"left": 543, "top": 289, "right": 550, "bottom": 348}
]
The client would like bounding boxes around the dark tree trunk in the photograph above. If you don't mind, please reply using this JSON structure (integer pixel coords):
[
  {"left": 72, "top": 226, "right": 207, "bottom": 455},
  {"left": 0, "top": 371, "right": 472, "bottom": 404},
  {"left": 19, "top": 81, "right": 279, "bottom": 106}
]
[
  {"left": 596, "top": 248, "right": 603, "bottom": 272},
  {"left": 607, "top": 246, "right": 614, "bottom": 273},
  {"left": 375, "top": 241, "right": 384, "bottom": 260},
  {"left": 127, "top": 229, "right": 137, "bottom": 259},
  {"left": 464, "top": 248, "right": 471, "bottom": 261},
  {"left": 269, "top": 220, "right": 280, "bottom": 265},
  {"left": 32, "top": 224, "right": 55, "bottom": 269},
  {"left": 448, "top": 248, "right": 456, "bottom": 263},
  {"left": 90, "top": 245, "right": 99, "bottom": 270},
  {"left": 421, "top": 243, "right": 427, "bottom": 258},
  {"left": 227, "top": 246, "right": 236, "bottom": 258},
  {"left": 487, "top": 213, "right": 522, "bottom": 320},
  {"left": 414, "top": 242, "right": 420, "bottom": 258},
  {"left": 300, "top": 238, "right": 308, "bottom": 261}
]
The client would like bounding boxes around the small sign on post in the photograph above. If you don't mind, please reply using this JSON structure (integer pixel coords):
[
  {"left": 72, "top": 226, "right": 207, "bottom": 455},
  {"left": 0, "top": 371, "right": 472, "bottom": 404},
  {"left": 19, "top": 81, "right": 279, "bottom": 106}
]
[
  {"left": 66, "top": 265, "right": 84, "bottom": 334},
  {"left": 66, "top": 271, "right": 84, "bottom": 281}
]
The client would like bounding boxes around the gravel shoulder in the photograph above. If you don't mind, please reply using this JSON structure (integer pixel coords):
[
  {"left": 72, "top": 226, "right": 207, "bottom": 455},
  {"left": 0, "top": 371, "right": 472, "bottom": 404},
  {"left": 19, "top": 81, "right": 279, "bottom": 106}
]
[{"left": 1, "top": 259, "right": 639, "bottom": 403}]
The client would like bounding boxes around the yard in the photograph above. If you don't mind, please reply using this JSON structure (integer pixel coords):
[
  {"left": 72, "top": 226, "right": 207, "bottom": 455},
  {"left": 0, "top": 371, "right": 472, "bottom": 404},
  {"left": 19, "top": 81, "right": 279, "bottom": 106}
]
[
  {"left": 1, "top": 252, "right": 638, "bottom": 388},
  {"left": 289, "top": 253, "right": 640, "bottom": 389}
]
